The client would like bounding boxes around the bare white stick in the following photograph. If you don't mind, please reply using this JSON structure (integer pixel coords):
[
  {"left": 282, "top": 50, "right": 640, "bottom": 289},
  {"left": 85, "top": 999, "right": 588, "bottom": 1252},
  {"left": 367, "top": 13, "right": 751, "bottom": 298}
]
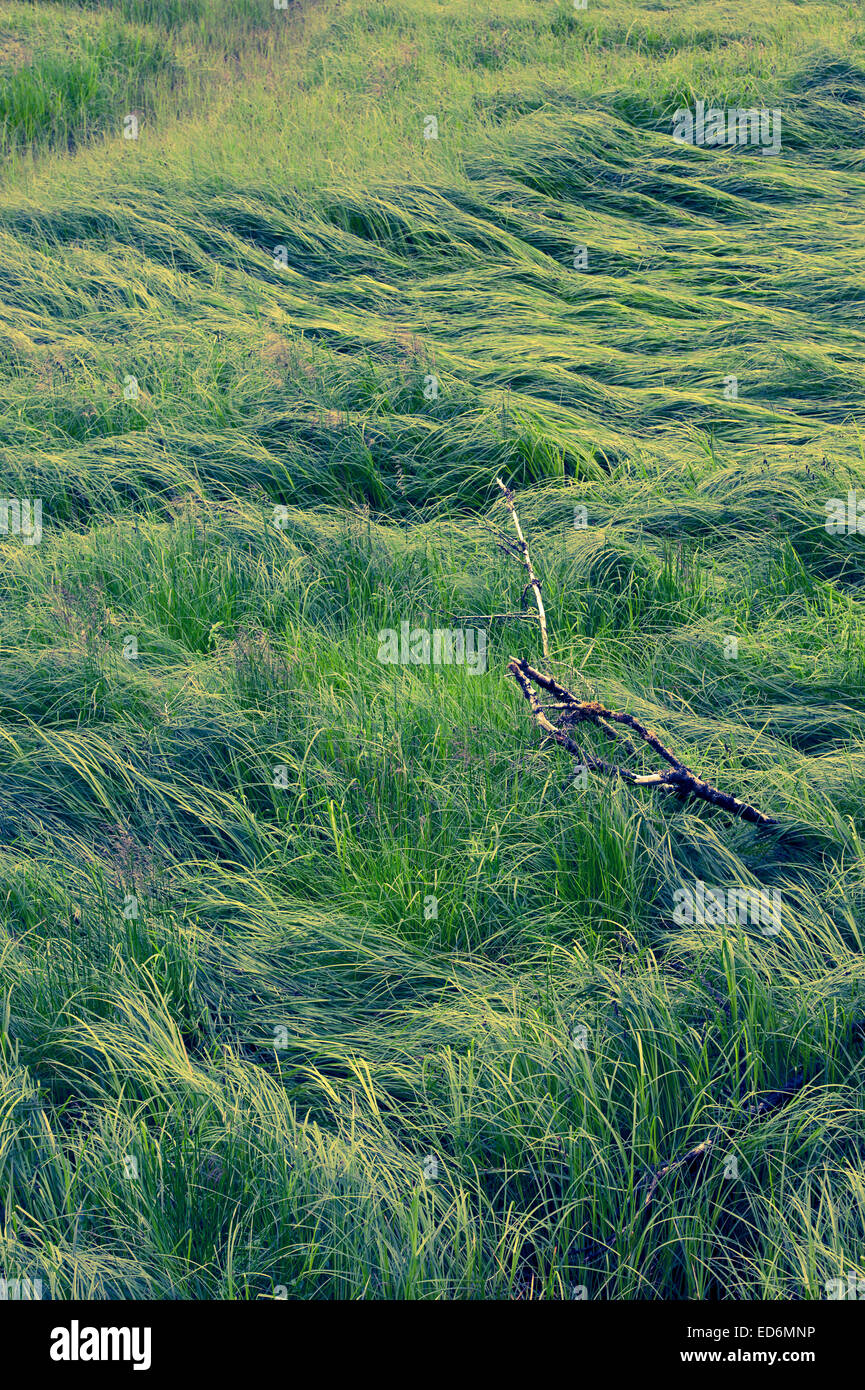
[{"left": 495, "top": 476, "right": 549, "bottom": 659}]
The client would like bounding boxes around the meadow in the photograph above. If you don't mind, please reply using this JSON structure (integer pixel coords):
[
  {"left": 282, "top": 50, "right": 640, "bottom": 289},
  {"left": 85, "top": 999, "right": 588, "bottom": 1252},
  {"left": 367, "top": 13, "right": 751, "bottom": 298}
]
[{"left": 1, "top": 0, "right": 865, "bottom": 1299}]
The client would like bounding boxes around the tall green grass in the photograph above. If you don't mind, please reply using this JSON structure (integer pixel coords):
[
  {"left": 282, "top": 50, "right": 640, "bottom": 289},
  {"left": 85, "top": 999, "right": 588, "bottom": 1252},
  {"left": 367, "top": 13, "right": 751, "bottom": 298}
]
[{"left": 1, "top": 0, "right": 865, "bottom": 1300}]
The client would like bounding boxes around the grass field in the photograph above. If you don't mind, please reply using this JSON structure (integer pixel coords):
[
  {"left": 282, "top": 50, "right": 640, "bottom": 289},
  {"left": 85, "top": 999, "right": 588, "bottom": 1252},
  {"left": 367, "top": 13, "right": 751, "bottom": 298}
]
[{"left": 2, "top": 0, "right": 865, "bottom": 1301}]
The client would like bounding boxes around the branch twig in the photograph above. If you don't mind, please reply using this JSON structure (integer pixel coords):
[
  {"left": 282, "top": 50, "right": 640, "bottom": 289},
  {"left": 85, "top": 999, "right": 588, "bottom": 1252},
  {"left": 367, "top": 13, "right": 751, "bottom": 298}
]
[
  {"left": 492, "top": 476, "right": 775, "bottom": 825},
  {"left": 454, "top": 613, "right": 538, "bottom": 622},
  {"left": 495, "top": 477, "right": 549, "bottom": 658},
  {"left": 638, "top": 1071, "right": 804, "bottom": 1210},
  {"left": 508, "top": 657, "right": 776, "bottom": 826}
]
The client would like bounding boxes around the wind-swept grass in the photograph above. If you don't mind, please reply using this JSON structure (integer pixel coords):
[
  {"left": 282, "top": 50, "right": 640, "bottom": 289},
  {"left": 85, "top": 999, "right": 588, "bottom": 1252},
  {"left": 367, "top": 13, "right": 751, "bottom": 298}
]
[{"left": 1, "top": 0, "right": 865, "bottom": 1301}]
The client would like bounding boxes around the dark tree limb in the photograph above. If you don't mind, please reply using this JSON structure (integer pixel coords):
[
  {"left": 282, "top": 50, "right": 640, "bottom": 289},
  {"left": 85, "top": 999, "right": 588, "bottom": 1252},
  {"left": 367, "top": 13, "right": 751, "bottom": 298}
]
[
  {"left": 454, "top": 613, "right": 538, "bottom": 623},
  {"left": 638, "top": 1071, "right": 804, "bottom": 1210},
  {"left": 639, "top": 1137, "right": 715, "bottom": 1212},
  {"left": 490, "top": 477, "right": 775, "bottom": 826},
  {"left": 508, "top": 657, "right": 776, "bottom": 826}
]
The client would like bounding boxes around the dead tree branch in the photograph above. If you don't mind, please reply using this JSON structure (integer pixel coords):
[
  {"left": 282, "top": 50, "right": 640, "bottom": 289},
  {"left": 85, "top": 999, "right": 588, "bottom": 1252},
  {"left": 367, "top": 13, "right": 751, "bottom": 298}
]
[
  {"left": 491, "top": 477, "right": 775, "bottom": 825},
  {"left": 639, "top": 1137, "right": 715, "bottom": 1212},
  {"left": 638, "top": 1071, "right": 804, "bottom": 1210},
  {"left": 495, "top": 476, "right": 549, "bottom": 658},
  {"left": 508, "top": 657, "right": 776, "bottom": 826},
  {"left": 454, "top": 613, "right": 538, "bottom": 623}
]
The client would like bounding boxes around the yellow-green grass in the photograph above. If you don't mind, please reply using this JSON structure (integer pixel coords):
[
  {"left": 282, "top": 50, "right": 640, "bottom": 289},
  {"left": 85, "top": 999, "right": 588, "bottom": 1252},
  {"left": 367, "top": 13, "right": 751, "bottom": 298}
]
[{"left": 1, "top": 0, "right": 865, "bottom": 1299}]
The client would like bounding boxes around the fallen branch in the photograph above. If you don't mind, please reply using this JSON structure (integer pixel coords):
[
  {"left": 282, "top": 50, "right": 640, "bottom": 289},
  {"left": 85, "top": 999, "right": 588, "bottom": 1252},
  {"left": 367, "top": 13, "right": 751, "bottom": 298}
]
[
  {"left": 745, "top": 1069, "right": 805, "bottom": 1119},
  {"left": 638, "top": 1071, "right": 804, "bottom": 1210},
  {"left": 508, "top": 657, "right": 776, "bottom": 826},
  {"left": 454, "top": 612, "right": 538, "bottom": 622},
  {"left": 491, "top": 477, "right": 775, "bottom": 825},
  {"left": 495, "top": 476, "right": 549, "bottom": 658},
  {"left": 639, "top": 1137, "right": 715, "bottom": 1212}
]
